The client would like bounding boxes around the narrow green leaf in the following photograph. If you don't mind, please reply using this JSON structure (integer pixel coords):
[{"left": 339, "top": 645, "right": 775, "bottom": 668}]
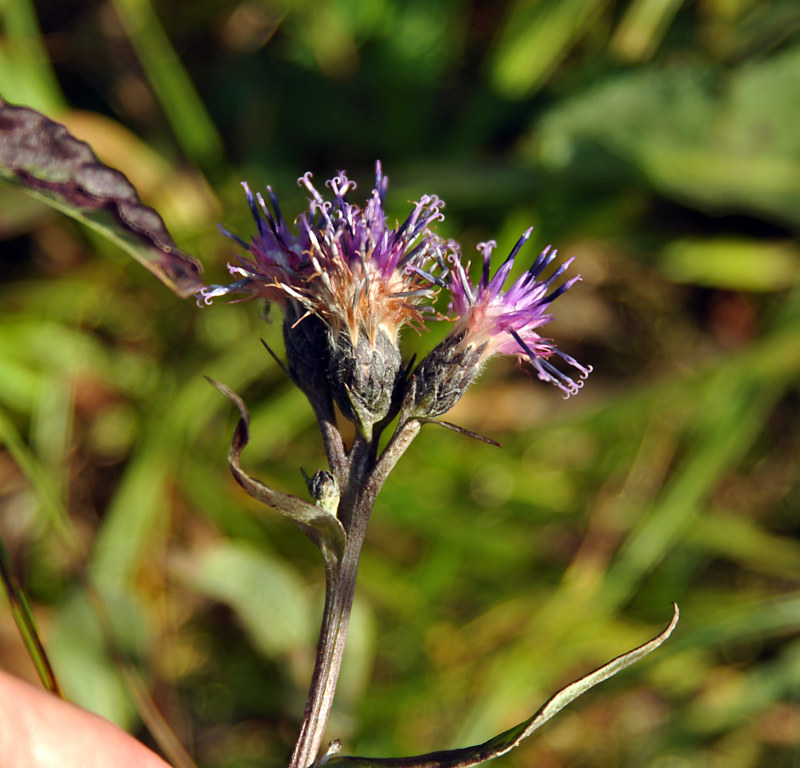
[
  {"left": 0, "top": 536, "right": 63, "bottom": 696},
  {"left": 0, "top": 0, "right": 65, "bottom": 111},
  {"left": 329, "top": 605, "right": 679, "bottom": 768},
  {"left": 0, "top": 406, "right": 77, "bottom": 548}
]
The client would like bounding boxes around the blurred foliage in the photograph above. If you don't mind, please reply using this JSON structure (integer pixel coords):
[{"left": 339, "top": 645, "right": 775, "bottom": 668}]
[{"left": 1, "top": 1, "right": 799, "bottom": 767}]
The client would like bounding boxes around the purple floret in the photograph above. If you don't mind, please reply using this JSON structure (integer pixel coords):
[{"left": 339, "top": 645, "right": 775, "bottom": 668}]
[{"left": 446, "top": 229, "right": 591, "bottom": 398}]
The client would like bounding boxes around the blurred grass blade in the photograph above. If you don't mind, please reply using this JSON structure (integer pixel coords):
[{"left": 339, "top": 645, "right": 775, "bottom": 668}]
[
  {"left": 660, "top": 238, "right": 800, "bottom": 291},
  {"left": 111, "top": 0, "right": 223, "bottom": 165},
  {"left": 0, "top": 406, "right": 78, "bottom": 549},
  {"left": 610, "top": 0, "right": 684, "bottom": 61},
  {"left": 670, "top": 592, "right": 800, "bottom": 652},
  {"left": 601, "top": 366, "right": 789, "bottom": 612},
  {"left": 0, "top": 537, "right": 63, "bottom": 697},
  {"left": 0, "top": 407, "right": 197, "bottom": 764},
  {"left": 80, "top": 584, "right": 199, "bottom": 768},
  {"left": 686, "top": 515, "right": 800, "bottom": 581},
  {"left": 330, "top": 605, "right": 679, "bottom": 768},
  {"left": 0, "top": 0, "right": 64, "bottom": 111},
  {"left": 489, "top": 0, "right": 609, "bottom": 98},
  {"left": 0, "top": 98, "right": 205, "bottom": 297},
  {"left": 116, "top": 661, "right": 199, "bottom": 768},
  {"left": 89, "top": 441, "right": 172, "bottom": 592}
]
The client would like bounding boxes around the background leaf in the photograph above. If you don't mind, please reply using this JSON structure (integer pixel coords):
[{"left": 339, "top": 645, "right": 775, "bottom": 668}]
[{"left": 175, "top": 541, "right": 313, "bottom": 659}]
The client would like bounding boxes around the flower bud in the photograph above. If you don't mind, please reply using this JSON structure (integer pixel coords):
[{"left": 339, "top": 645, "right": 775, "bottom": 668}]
[
  {"left": 328, "top": 327, "right": 403, "bottom": 438},
  {"left": 303, "top": 469, "right": 340, "bottom": 515},
  {"left": 404, "top": 331, "right": 486, "bottom": 419}
]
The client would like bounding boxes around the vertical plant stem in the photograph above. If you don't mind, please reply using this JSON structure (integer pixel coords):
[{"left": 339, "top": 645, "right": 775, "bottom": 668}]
[
  {"left": 289, "top": 421, "right": 416, "bottom": 768},
  {"left": 289, "top": 489, "right": 374, "bottom": 768},
  {"left": 319, "top": 415, "right": 348, "bottom": 481}
]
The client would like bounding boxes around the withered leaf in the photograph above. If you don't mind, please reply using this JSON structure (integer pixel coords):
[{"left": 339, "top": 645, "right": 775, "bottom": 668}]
[{"left": 0, "top": 98, "right": 204, "bottom": 298}]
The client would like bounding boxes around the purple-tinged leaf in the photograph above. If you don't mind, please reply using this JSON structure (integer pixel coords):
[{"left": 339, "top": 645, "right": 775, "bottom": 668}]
[
  {"left": 0, "top": 98, "right": 204, "bottom": 298},
  {"left": 327, "top": 604, "right": 679, "bottom": 768}
]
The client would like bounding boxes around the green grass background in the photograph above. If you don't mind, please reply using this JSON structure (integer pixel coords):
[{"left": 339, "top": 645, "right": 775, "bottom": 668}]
[{"left": 1, "top": 1, "right": 799, "bottom": 766}]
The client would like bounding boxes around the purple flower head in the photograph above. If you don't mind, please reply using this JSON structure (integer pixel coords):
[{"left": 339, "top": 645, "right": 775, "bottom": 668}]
[
  {"left": 200, "top": 163, "right": 459, "bottom": 436},
  {"left": 201, "top": 165, "right": 590, "bottom": 427},
  {"left": 199, "top": 162, "right": 454, "bottom": 348},
  {"left": 445, "top": 228, "right": 592, "bottom": 398}
]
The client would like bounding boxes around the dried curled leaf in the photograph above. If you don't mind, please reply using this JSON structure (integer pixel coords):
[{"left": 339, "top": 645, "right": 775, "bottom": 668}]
[
  {"left": 207, "top": 378, "right": 346, "bottom": 571},
  {"left": 0, "top": 98, "right": 204, "bottom": 297},
  {"left": 329, "top": 604, "right": 679, "bottom": 768}
]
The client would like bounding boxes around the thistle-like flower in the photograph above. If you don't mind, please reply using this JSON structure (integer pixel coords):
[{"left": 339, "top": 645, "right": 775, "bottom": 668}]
[
  {"left": 200, "top": 163, "right": 456, "bottom": 436},
  {"left": 407, "top": 228, "right": 592, "bottom": 418}
]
